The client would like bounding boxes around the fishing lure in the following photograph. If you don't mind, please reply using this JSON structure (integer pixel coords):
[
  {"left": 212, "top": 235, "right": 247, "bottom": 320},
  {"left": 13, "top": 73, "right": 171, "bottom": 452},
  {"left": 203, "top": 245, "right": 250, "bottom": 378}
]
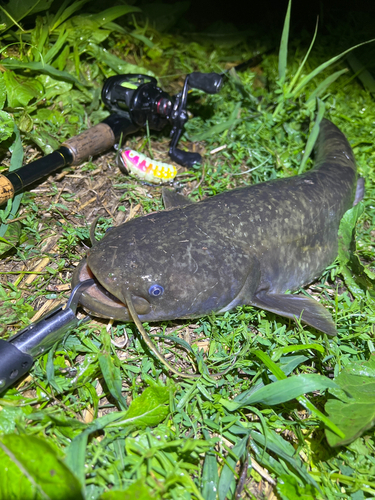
[{"left": 120, "top": 149, "right": 177, "bottom": 184}]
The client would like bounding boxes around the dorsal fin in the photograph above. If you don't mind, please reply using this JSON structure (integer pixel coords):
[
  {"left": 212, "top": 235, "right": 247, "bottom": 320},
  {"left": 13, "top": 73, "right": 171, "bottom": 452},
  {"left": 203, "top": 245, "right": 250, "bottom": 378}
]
[{"left": 162, "top": 187, "right": 194, "bottom": 209}]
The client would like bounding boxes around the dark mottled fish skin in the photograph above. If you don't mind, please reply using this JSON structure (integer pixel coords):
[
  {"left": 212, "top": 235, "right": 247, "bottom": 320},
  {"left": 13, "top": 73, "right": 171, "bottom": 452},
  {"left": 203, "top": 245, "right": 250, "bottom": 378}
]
[{"left": 73, "top": 119, "right": 360, "bottom": 335}]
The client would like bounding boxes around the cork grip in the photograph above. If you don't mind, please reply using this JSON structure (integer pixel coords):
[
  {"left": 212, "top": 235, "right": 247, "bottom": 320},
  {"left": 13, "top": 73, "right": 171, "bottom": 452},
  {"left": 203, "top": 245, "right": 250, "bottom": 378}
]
[
  {"left": 62, "top": 122, "right": 115, "bottom": 165},
  {"left": 0, "top": 174, "right": 15, "bottom": 205}
]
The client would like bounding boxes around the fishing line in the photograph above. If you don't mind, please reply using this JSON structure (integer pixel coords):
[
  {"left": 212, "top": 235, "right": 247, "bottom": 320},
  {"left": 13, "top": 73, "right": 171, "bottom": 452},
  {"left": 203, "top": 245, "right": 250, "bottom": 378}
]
[
  {"left": 123, "top": 289, "right": 237, "bottom": 380},
  {"left": 123, "top": 289, "right": 200, "bottom": 379}
]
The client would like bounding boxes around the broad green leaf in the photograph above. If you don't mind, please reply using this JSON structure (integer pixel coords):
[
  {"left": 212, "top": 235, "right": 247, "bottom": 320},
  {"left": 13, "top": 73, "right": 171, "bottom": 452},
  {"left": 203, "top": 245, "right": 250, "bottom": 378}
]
[
  {"left": 0, "top": 109, "right": 14, "bottom": 142},
  {"left": 18, "top": 110, "right": 33, "bottom": 132},
  {"left": 0, "top": 0, "right": 54, "bottom": 31},
  {"left": 8, "top": 122, "right": 23, "bottom": 173},
  {"left": 223, "top": 373, "right": 337, "bottom": 409},
  {"left": 34, "top": 108, "right": 65, "bottom": 127},
  {"left": 252, "top": 349, "right": 286, "bottom": 379},
  {"left": 0, "top": 446, "right": 36, "bottom": 500},
  {"left": 98, "top": 479, "right": 156, "bottom": 500},
  {"left": 337, "top": 202, "right": 375, "bottom": 302},
  {"left": 1, "top": 59, "right": 83, "bottom": 86},
  {"left": 110, "top": 385, "right": 170, "bottom": 428},
  {"left": 128, "top": 28, "right": 155, "bottom": 49},
  {"left": 0, "top": 72, "right": 6, "bottom": 109},
  {"left": 87, "top": 43, "right": 153, "bottom": 76},
  {"left": 0, "top": 221, "right": 21, "bottom": 255},
  {"left": 0, "top": 434, "right": 84, "bottom": 500},
  {"left": 278, "top": 0, "right": 291, "bottom": 83},
  {"left": 36, "top": 74, "right": 73, "bottom": 100},
  {"left": 66, "top": 385, "right": 170, "bottom": 483},
  {"left": 325, "top": 356, "right": 375, "bottom": 447},
  {"left": 26, "top": 128, "right": 60, "bottom": 154},
  {"left": 65, "top": 19, "right": 114, "bottom": 46},
  {"left": 60, "top": 6, "right": 139, "bottom": 49},
  {"left": 276, "top": 355, "right": 309, "bottom": 377},
  {"left": 338, "top": 202, "right": 365, "bottom": 269},
  {"left": 298, "top": 98, "right": 325, "bottom": 174},
  {"left": 277, "top": 474, "right": 319, "bottom": 500},
  {"left": 3, "top": 70, "right": 44, "bottom": 108},
  {"left": 0, "top": 405, "right": 33, "bottom": 434}
]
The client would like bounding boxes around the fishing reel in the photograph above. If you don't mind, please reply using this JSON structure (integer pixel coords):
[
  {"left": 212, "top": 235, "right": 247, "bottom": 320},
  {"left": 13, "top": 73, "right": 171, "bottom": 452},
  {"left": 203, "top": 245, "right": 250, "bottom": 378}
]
[{"left": 101, "top": 72, "right": 223, "bottom": 167}]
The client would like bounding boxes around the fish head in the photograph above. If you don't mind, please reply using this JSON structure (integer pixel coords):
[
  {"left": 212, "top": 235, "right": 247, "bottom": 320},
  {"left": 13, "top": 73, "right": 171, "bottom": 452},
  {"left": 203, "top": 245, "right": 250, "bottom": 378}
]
[{"left": 72, "top": 209, "right": 259, "bottom": 322}]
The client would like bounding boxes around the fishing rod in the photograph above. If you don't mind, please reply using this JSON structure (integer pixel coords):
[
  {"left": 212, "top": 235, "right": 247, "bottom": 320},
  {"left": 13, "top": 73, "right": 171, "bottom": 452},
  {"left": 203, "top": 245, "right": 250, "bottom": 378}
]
[{"left": 0, "top": 71, "right": 223, "bottom": 206}]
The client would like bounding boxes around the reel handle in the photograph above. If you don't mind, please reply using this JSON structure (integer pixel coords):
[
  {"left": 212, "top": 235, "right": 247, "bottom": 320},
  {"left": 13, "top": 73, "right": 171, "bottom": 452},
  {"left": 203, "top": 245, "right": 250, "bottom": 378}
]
[{"left": 188, "top": 72, "right": 223, "bottom": 94}]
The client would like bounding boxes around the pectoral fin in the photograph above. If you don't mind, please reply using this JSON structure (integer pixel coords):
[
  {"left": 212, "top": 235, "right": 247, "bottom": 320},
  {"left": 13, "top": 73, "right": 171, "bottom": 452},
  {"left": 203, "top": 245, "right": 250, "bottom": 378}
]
[
  {"left": 162, "top": 187, "right": 194, "bottom": 209},
  {"left": 251, "top": 290, "right": 337, "bottom": 336}
]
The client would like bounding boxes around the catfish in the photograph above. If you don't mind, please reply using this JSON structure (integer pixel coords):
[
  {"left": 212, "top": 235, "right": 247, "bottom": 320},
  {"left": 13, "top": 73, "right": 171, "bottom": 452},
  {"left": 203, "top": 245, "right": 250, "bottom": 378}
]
[{"left": 72, "top": 119, "right": 363, "bottom": 376}]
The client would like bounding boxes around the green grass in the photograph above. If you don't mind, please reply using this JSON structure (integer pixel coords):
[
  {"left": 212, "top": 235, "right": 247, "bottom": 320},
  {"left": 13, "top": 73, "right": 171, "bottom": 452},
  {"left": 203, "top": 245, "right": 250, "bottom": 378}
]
[{"left": 1, "top": 1, "right": 375, "bottom": 499}]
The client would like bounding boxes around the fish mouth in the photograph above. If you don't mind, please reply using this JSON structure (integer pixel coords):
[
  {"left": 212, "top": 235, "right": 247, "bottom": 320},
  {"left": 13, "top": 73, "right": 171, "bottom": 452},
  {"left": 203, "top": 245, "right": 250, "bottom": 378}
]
[{"left": 71, "top": 259, "right": 151, "bottom": 321}]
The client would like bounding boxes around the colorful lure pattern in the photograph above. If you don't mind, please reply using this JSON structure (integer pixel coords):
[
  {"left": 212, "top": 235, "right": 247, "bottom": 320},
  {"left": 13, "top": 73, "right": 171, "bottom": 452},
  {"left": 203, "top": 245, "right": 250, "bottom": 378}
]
[{"left": 120, "top": 149, "right": 177, "bottom": 183}]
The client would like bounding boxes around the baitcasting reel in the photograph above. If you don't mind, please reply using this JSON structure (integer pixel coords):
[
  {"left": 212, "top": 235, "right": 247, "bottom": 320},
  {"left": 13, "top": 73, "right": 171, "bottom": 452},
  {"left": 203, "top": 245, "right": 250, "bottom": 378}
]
[
  {"left": 0, "top": 70, "right": 224, "bottom": 206},
  {"left": 101, "top": 72, "right": 223, "bottom": 167}
]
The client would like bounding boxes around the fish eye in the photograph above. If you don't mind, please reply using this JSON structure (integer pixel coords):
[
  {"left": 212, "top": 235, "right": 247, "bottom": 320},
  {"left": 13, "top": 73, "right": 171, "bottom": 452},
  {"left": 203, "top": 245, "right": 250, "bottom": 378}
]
[{"left": 148, "top": 284, "right": 164, "bottom": 297}]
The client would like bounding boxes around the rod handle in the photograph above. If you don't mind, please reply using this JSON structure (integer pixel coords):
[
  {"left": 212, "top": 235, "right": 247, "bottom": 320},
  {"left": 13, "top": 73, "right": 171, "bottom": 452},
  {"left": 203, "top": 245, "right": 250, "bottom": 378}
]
[
  {"left": 62, "top": 122, "right": 115, "bottom": 165},
  {"left": 0, "top": 339, "right": 34, "bottom": 393},
  {"left": 0, "top": 173, "right": 15, "bottom": 205}
]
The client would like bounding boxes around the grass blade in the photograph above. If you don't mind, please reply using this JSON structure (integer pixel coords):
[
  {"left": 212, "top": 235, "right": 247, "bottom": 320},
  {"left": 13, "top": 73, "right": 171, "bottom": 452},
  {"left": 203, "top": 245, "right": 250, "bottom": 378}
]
[
  {"left": 218, "top": 435, "right": 248, "bottom": 500},
  {"left": 66, "top": 412, "right": 128, "bottom": 484},
  {"left": 306, "top": 68, "right": 348, "bottom": 103},
  {"left": 201, "top": 430, "right": 219, "bottom": 500},
  {"left": 250, "top": 430, "right": 321, "bottom": 492},
  {"left": 346, "top": 52, "right": 375, "bottom": 96},
  {"left": 44, "top": 27, "right": 69, "bottom": 64},
  {"left": 51, "top": 0, "right": 90, "bottom": 31},
  {"left": 252, "top": 347, "right": 345, "bottom": 438},
  {"left": 278, "top": 0, "right": 292, "bottom": 84},
  {"left": 233, "top": 374, "right": 338, "bottom": 407},
  {"left": 292, "top": 38, "right": 375, "bottom": 97},
  {"left": 0, "top": 4, "right": 23, "bottom": 32},
  {"left": 1, "top": 59, "right": 83, "bottom": 85},
  {"left": 90, "top": 6, "right": 141, "bottom": 27},
  {"left": 252, "top": 349, "right": 286, "bottom": 379},
  {"left": 288, "top": 17, "right": 319, "bottom": 93},
  {"left": 298, "top": 98, "right": 325, "bottom": 174},
  {"left": 299, "top": 395, "right": 345, "bottom": 438}
]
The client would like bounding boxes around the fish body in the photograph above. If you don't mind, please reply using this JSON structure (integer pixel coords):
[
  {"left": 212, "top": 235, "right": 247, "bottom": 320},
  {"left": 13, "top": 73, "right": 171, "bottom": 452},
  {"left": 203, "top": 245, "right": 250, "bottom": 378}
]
[{"left": 73, "top": 119, "right": 361, "bottom": 335}]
